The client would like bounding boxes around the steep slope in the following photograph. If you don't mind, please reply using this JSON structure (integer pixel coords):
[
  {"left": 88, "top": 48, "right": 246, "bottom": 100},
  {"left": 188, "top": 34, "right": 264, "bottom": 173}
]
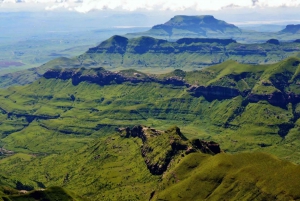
[{"left": 153, "top": 152, "right": 300, "bottom": 200}]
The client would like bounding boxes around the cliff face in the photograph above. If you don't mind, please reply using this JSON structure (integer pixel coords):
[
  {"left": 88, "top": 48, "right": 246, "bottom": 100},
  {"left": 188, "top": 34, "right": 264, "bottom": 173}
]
[
  {"left": 43, "top": 68, "right": 186, "bottom": 86},
  {"left": 44, "top": 68, "right": 150, "bottom": 86},
  {"left": 188, "top": 85, "right": 241, "bottom": 100}
]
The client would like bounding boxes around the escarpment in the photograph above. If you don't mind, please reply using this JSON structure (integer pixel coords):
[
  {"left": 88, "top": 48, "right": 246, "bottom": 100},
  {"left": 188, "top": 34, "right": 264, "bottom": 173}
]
[{"left": 43, "top": 57, "right": 300, "bottom": 108}]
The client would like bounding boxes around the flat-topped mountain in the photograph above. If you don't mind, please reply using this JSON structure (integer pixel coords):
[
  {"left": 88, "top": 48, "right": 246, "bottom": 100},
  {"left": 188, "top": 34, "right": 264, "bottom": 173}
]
[
  {"left": 152, "top": 15, "right": 241, "bottom": 35},
  {"left": 127, "top": 15, "right": 241, "bottom": 39},
  {"left": 280, "top": 24, "right": 300, "bottom": 34}
]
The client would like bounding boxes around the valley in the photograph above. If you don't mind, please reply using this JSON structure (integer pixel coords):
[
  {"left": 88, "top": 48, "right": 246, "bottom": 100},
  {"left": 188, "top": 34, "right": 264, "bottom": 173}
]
[{"left": 1, "top": 12, "right": 300, "bottom": 201}]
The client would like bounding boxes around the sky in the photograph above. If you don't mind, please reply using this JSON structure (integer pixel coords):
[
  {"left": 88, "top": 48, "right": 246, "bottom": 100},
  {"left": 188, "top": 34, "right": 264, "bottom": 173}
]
[
  {"left": 1, "top": 0, "right": 300, "bottom": 12},
  {"left": 1, "top": 0, "right": 300, "bottom": 27}
]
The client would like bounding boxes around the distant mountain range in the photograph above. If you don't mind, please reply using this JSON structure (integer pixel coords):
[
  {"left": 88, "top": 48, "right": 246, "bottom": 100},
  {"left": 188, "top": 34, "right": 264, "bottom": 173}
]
[
  {"left": 126, "top": 15, "right": 300, "bottom": 43},
  {"left": 1, "top": 35, "right": 300, "bottom": 88}
]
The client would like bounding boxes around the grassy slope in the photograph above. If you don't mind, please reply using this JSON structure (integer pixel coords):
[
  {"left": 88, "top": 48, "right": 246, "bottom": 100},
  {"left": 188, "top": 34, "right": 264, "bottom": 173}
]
[
  {"left": 1, "top": 128, "right": 300, "bottom": 201},
  {"left": 154, "top": 152, "right": 300, "bottom": 201}
]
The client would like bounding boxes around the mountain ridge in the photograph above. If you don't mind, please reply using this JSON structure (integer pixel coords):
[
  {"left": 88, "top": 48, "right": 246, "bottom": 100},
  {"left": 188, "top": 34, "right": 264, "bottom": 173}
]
[{"left": 1, "top": 35, "right": 300, "bottom": 88}]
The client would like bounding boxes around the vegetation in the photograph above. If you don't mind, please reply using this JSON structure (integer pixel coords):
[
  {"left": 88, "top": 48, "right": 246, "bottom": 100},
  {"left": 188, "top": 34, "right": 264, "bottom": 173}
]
[
  {"left": 1, "top": 56, "right": 300, "bottom": 200},
  {"left": 154, "top": 152, "right": 300, "bottom": 200}
]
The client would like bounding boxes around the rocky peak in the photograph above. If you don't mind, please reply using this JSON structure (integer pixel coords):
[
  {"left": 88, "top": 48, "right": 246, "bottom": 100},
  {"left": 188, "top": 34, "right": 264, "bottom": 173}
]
[{"left": 118, "top": 125, "right": 221, "bottom": 175}]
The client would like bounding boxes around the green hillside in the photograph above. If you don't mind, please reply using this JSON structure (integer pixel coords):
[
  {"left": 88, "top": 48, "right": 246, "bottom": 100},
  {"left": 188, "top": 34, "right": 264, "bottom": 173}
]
[
  {"left": 154, "top": 152, "right": 300, "bottom": 200},
  {"left": 1, "top": 58, "right": 300, "bottom": 199},
  {"left": 0, "top": 127, "right": 300, "bottom": 200}
]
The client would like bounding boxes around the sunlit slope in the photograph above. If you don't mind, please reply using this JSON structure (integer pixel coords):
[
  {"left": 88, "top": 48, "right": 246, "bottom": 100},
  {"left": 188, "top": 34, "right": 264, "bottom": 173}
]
[{"left": 154, "top": 152, "right": 300, "bottom": 201}]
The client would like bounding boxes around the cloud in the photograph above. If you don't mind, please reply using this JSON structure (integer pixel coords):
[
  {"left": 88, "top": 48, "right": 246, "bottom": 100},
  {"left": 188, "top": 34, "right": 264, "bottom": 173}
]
[{"left": 1, "top": 0, "right": 300, "bottom": 12}]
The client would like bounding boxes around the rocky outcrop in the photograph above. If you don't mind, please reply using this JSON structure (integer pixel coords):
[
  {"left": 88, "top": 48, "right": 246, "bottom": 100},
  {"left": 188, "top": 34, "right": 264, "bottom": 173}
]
[
  {"left": 44, "top": 68, "right": 189, "bottom": 87},
  {"left": 44, "top": 68, "right": 156, "bottom": 86},
  {"left": 118, "top": 125, "right": 221, "bottom": 175},
  {"left": 158, "top": 76, "right": 187, "bottom": 86}
]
